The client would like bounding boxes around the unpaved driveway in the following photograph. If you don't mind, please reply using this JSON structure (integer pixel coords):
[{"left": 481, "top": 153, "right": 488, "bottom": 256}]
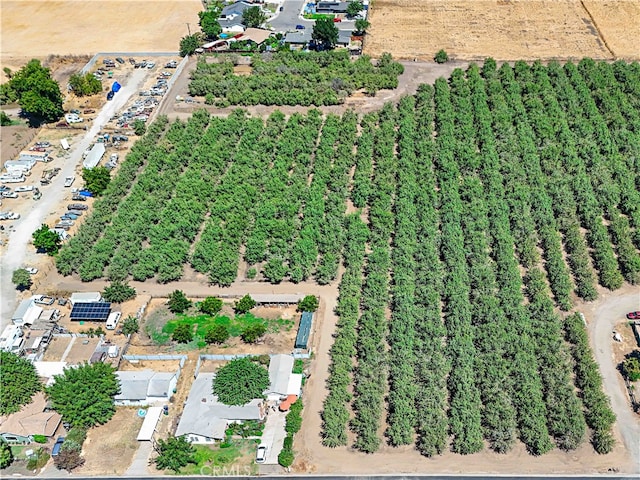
[
  {"left": 585, "top": 287, "right": 640, "bottom": 473},
  {"left": 0, "top": 68, "right": 148, "bottom": 329}
]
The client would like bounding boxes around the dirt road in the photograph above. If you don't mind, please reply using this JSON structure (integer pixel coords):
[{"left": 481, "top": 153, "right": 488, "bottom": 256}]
[
  {"left": 584, "top": 286, "right": 640, "bottom": 473},
  {"left": 0, "top": 68, "right": 148, "bottom": 329}
]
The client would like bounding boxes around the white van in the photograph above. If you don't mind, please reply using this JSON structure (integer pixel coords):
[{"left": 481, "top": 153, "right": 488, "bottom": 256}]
[{"left": 106, "top": 311, "right": 122, "bottom": 330}]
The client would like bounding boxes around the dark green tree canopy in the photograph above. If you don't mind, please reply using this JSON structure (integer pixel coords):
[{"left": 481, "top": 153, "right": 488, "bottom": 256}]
[
  {"left": 200, "top": 296, "right": 223, "bottom": 316},
  {"left": 354, "top": 18, "right": 370, "bottom": 34},
  {"left": 0, "top": 59, "right": 63, "bottom": 123},
  {"left": 12, "top": 268, "right": 32, "bottom": 291},
  {"left": 154, "top": 435, "right": 196, "bottom": 473},
  {"left": 199, "top": 10, "right": 222, "bottom": 39},
  {"left": 297, "top": 295, "right": 319, "bottom": 312},
  {"left": 346, "top": 1, "right": 363, "bottom": 18},
  {"left": 46, "top": 362, "right": 120, "bottom": 428},
  {"left": 32, "top": 224, "right": 61, "bottom": 255},
  {"left": 242, "top": 6, "right": 267, "bottom": 28},
  {"left": 133, "top": 119, "right": 146, "bottom": 136},
  {"left": 241, "top": 323, "right": 266, "bottom": 343},
  {"left": 0, "top": 351, "right": 41, "bottom": 415},
  {"left": 172, "top": 323, "right": 194, "bottom": 344},
  {"left": 312, "top": 17, "right": 339, "bottom": 49},
  {"left": 234, "top": 294, "right": 256, "bottom": 314},
  {"left": 82, "top": 166, "right": 111, "bottom": 196},
  {"left": 180, "top": 34, "right": 200, "bottom": 57},
  {"left": 102, "top": 281, "right": 136, "bottom": 303},
  {"left": 0, "top": 439, "right": 13, "bottom": 469},
  {"left": 168, "top": 290, "right": 192, "bottom": 313},
  {"left": 205, "top": 324, "right": 229, "bottom": 344},
  {"left": 212, "top": 357, "right": 269, "bottom": 405},
  {"left": 122, "top": 316, "right": 139, "bottom": 335}
]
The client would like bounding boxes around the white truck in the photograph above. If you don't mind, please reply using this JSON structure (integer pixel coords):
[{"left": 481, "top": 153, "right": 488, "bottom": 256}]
[{"left": 64, "top": 176, "right": 75, "bottom": 187}]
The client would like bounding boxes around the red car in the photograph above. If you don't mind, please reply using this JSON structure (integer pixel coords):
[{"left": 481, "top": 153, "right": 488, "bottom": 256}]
[
  {"left": 627, "top": 311, "right": 640, "bottom": 320},
  {"left": 333, "top": 17, "right": 342, "bottom": 22}
]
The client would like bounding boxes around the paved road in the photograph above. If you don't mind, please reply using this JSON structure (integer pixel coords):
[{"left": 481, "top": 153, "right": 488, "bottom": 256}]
[
  {"left": 269, "top": 0, "right": 355, "bottom": 33},
  {"left": 588, "top": 291, "right": 640, "bottom": 473},
  {"left": 0, "top": 68, "right": 148, "bottom": 329}
]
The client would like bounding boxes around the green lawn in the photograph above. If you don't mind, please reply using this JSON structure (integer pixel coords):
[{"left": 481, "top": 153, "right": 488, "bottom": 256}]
[
  {"left": 176, "top": 441, "right": 258, "bottom": 475},
  {"left": 151, "top": 312, "right": 294, "bottom": 346}
]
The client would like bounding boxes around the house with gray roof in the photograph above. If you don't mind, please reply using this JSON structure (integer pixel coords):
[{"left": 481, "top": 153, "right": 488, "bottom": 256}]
[
  {"left": 176, "top": 372, "right": 264, "bottom": 444},
  {"left": 114, "top": 370, "right": 178, "bottom": 406}
]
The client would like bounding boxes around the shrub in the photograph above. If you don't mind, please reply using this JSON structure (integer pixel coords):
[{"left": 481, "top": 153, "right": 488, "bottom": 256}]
[
  {"left": 234, "top": 294, "right": 256, "bottom": 314},
  {"left": 172, "top": 323, "right": 193, "bottom": 344},
  {"left": 241, "top": 323, "right": 266, "bottom": 343},
  {"left": 297, "top": 295, "right": 319, "bottom": 312},
  {"left": 102, "top": 281, "right": 136, "bottom": 303},
  {"left": 204, "top": 324, "right": 229, "bottom": 344},
  {"left": 12, "top": 268, "right": 32, "bottom": 291},
  {"left": 200, "top": 297, "right": 223, "bottom": 316},
  {"left": 167, "top": 290, "right": 191, "bottom": 313},
  {"left": 122, "top": 316, "right": 139, "bottom": 335},
  {"left": 32, "top": 434, "right": 47, "bottom": 444},
  {"left": 434, "top": 49, "right": 449, "bottom": 63},
  {"left": 54, "top": 449, "right": 84, "bottom": 471},
  {"left": 278, "top": 448, "right": 294, "bottom": 467}
]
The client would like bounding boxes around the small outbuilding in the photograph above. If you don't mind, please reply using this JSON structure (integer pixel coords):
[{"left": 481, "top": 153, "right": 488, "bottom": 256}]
[
  {"left": 70, "top": 292, "right": 102, "bottom": 306},
  {"left": 295, "top": 311, "right": 313, "bottom": 349},
  {"left": 136, "top": 406, "right": 163, "bottom": 441}
]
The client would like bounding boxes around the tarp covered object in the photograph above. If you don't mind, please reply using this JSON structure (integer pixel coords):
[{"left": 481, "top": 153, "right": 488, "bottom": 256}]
[{"left": 111, "top": 81, "right": 121, "bottom": 93}]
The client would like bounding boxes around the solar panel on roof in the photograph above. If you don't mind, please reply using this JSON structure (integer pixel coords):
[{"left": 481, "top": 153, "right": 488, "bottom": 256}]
[{"left": 70, "top": 302, "right": 111, "bottom": 321}]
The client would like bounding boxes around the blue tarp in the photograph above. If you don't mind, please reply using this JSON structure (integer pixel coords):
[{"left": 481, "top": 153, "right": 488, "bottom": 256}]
[
  {"left": 79, "top": 190, "right": 94, "bottom": 197},
  {"left": 111, "top": 81, "right": 121, "bottom": 93}
]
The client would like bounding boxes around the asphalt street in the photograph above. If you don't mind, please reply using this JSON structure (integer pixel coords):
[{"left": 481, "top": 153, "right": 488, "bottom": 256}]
[{"left": 269, "top": 0, "right": 356, "bottom": 33}]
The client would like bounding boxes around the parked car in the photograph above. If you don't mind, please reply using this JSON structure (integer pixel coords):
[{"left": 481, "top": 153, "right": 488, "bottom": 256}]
[
  {"left": 115, "top": 57, "right": 125, "bottom": 64},
  {"left": 35, "top": 141, "right": 51, "bottom": 148},
  {"left": 67, "top": 210, "right": 84, "bottom": 216},
  {"left": 147, "top": 62, "right": 156, "bottom": 69},
  {"left": 68, "top": 203, "right": 88, "bottom": 210},
  {"left": 25, "top": 267, "right": 38, "bottom": 274},
  {"left": 333, "top": 17, "right": 342, "bottom": 22},
  {"left": 255, "top": 445, "right": 267, "bottom": 463},
  {"left": 627, "top": 311, "right": 640, "bottom": 320},
  {"left": 129, "top": 58, "right": 136, "bottom": 65},
  {"left": 1, "top": 192, "right": 17, "bottom": 198},
  {"left": 107, "top": 90, "right": 115, "bottom": 101},
  {"left": 14, "top": 186, "right": 34, "bottom": 192},
  {"left": 52, "top": 437, "right": 65, "bottom": 457},
  {"left": 296, "top": 24, "right": 305, "bottom": 29},
  {"left": 71, "top": 194, "right": 87, "bottom": 202},
  {"left": 165, "top": 60, "right": 178, "bottom": 68}
]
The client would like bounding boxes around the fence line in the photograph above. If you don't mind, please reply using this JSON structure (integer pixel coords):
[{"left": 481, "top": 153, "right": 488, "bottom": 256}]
[{"left": 81, "top": 52, "right": 179, "bottom": 74}]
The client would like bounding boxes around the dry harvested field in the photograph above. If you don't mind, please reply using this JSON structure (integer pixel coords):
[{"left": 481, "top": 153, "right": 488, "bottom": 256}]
[
  {"left": 1, "top": 0, "right": 201, "bottom": 69},
  {"left": 365, "top": 0, "right": 640, "bottom": 61}
]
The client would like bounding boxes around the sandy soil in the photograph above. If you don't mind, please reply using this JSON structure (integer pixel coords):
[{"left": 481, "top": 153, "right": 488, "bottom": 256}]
[
  {"left": 42, "top": 335, "right": 73, "bottom": 361},
  {"left": 582, "top": 0, "right": 640, "bottom": 59},
  {"left": 364, "top": 0, "right": 632, "bottom": 61},
  {"left": 75, "top": 408, "right": 143, "bottom": 476},
  {"left": 1, "top": 1, "right": 202, "bottom": 62}
]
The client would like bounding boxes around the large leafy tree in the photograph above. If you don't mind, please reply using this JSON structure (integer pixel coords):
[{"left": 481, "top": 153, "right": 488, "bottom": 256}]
[
  {"left": 212, "top": 357, "right": 269, "bottom": 405},
  {"left": 154, "top": 435, "right": 196, "bottom": 473},
  {"left": 32, "top": 224, "right": 61, "bottom": 255},
  {"left": 122, "top": 316, "right": 139, "bottom": 336},
  {"left": 354, "top": 18, "right": 370, "bottom": 35},
  {"left": 242, "top": 6, "right": 267, "bottom": 28},
  {"left": 199, "top": 10, "right": 222, "bottom": 39},
  {"left": 12, "top": 268, "right": 32, "bottom": 291},
  {"left": 46, "top": 362, "right": 120, "bottom": 428},
  {"left": 179, "top": 34, "right": 200, "bottom": 57},
  {"left": 205, "top": 324, "right": 229, "bottom": 344},
  {"left": 82, "top": 166, "right": 111, "bottom": 196},
  {"left": 0, "top": 351, "right": 41, "bottom": 415},
  {"left": 1, "top": 60, "right": 63, "bottom": 123},
  {"left": 240, "top": 323, "right": 266, "bottom": 343},
  {"left": 102, "top": 281, "right": 136, "bottom": 303},
  {"left": 312, "top": 17, "right": 339, "bottom": 50},
  {"left": 0, "top": 439, "right": 13, "bottom": 469}
]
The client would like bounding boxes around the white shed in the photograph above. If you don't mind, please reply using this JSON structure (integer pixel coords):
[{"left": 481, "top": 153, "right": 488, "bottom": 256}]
[{"left": 70, "top": 292, "right": 102, "bottom": 306}]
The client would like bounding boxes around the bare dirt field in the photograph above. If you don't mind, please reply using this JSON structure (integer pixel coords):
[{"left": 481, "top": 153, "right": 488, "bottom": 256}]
[
  {"left": 75, "top": 407, "right": 143, "bottom": 476},
  {"left": 1, "top": 1, "right": 202, "bottom": 66},
  {"left": 364, "top": 0, "right": 640, "bottom": 61}
]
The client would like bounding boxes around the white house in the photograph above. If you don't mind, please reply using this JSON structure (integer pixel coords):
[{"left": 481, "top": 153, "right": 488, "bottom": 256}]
[
  {"left": 265, "top": 354, "right": 302, "bottom": 401},
  {"left": 114, "top": 370, "right": 178, "bottom": 406},
  {"left": 175, "top": 372, "right": 264, "bottom": 444},
  {"left": 11, "top": 297, "right": 44, "bottom": 327}
]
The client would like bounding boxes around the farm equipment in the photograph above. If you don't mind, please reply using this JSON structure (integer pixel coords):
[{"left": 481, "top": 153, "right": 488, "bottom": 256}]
[
  {"left": 33, "top": 188, "right": 41, "bottom": 200},
  {"left": 40, "top": 169, "right": 54, "bottom": 185}
]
